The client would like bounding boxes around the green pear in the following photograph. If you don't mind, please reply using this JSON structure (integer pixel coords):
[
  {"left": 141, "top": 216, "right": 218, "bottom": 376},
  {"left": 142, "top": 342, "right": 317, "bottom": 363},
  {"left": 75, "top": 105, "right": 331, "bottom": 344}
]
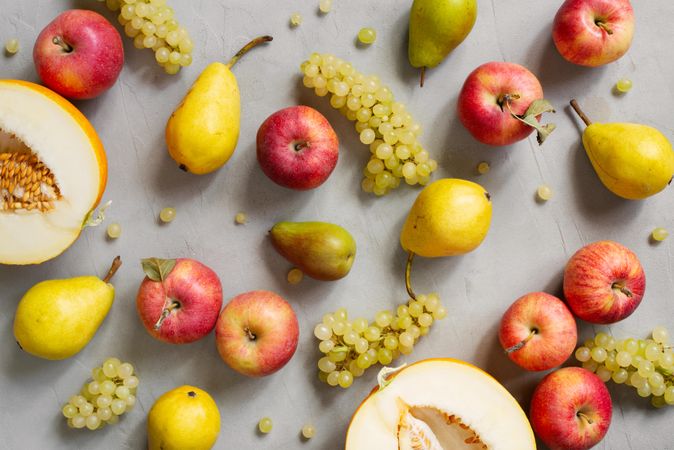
[
  {"left": 270, "top": 222, "right": 356, "bottom": 281},
  {"left": 408, "top": 0, "right": 478, "bottom": 86},
  {"left": 13, "top": 257, "right": 121, "bottom": 360},
  {"left": 400, "top": 179, "right": 491, "bottom": 297},
  {"left": 571, "top": 100, "right": 674, "bottom": 200}
]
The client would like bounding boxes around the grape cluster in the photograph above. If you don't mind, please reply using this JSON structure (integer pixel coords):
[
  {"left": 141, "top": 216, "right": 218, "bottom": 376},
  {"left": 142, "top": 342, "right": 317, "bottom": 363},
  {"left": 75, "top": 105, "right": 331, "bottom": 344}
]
[
  {"left": 300, "top": 53, "right": 437, "bottom": 196},
  {"left": 314, "top": 293, "right": 447, "bottom": 388},
  {"left": 61, "top": 358, "right": 139, "bottom": 430},
  {"left": 575, "top": 327, "right": 674, "bottom": 408},
  {"left": 97, "top": 0, "right": 194, "bottom": 74}
]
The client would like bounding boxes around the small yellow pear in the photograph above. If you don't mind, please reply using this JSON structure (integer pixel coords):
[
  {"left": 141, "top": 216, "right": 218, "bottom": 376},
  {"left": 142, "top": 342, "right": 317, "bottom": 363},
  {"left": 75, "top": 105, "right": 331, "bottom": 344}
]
[
  {"left": 571, "top": 99, "right": 674, "bottom": 200},
  {"left": 401, "top": 178, "right": 492, "bottom": 258},
  {"left": 148, "top": 385, "right": 221, "bottom": 450},
  {"left": 13, "top": 257, "right": 121, "bottom": 360},
  {"left": 166, "top": 36, "right": 272, "bottom": 175}
]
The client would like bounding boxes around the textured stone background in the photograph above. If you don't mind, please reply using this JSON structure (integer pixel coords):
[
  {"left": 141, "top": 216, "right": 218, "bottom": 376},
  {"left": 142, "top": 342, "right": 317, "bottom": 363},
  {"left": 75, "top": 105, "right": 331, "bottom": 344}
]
[{"left": 1, "top": 1, "right": 673, "bottom": 449}]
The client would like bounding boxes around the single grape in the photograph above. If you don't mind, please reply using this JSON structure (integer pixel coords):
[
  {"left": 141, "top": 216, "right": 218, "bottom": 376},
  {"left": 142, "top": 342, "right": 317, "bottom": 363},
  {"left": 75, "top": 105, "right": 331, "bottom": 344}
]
[
  {"left": 375, "top": 311, "right": 393, "bottom": 328},
  {"left": 433, "top": 306, "right": 447, "bottom": 320},
  {"left": 582, "top": 360, "right": 598, "bottom": 372},
  {"left": 86, "top": 414, "right": 101, "bottom": 430},
  {"left": 357, "top": 28, "right": 376, "bottom": 45},
  {"left": 71, "top": 395, "right": 87, "bottom": 408},
  {"left": 638, "top": 360, "right": 655, "bottom": 378},
  {"left": 594, "top": 332, "right": 610, "bottom": 348},
  {"left": 302, "top": 424, "right": 316, "bottom": 439},
  {"left": 159, "top": 207, "right": 176, "bottom": 223},
  {"left": 79, "top": 402, "right": 94, "bottom": 417},
  {"left": 612, "top": 368, "right": 629, "bottom": 384},
  {"left": 360, "top": 128, "right": 376, "bottom": 145},
  {"left": 125, "top": 395, "right": 136, "bottom": 408},
  {"left": 117, "top": 363, "right": 134, "bottom": 379},
  {"left": 98, "top": 407, "right": 112, "bottom": 421},
  {"left": 5, "top": 38, "right": 19, "bottom": 54},
  {"left": 87, "top": 381, "right": 101, "bottom": 396},
  {"left": 537, "top": 184, "right": 553, "bottom": 201},
  {"left": 665, "top": 386, "right": 674, "bottom": 404},
  {"left": 106, "top": 222, "right": 122, "bottom": 239},
  {"left": 652, "top": 326, "right": 670, "bottom": 344},
  {"left": 477, "top": 161, "right": 490, "bottom": 175},
  {"left": 575, "top": 347, "right": 591, "bottom": 362},
  {"left": 287, "top": 268, "right": 303, "bottom": 285},
  {"left": 591, "top": 347, "right": 608, "bottom": 363},
  {"left": 354, "top": 338, "right": 369, "bottom": 354},
  {"left": 615, "top": 78, "right": 633, "bottom": 93},
  {"left": 659, "top": 352, "right": 674, "bottom": 369},
  {"left": 115, "top": 386, "right": 131, "bottom": 400},
  {"left": 399, "top": 332, "right": 414, "bottom": 348},
  {"left": 111, "top": 399, "right": 127, "bottom": 415},
  {"left": 62, "top": 404, "right": 78, "bottom": 418},
  {"left": 384, "top": 335, "right": 398, "bottom": 350},
  {"left": 651, "top": 227, "right": 669, "bottom": 242},
  {"left": 71, "top": 415, "right": 86, "bottom": 429},
  {"left": 100, "top": 380, "right": 116, "bottom": 396},
  {"left": 258, "top": 417, "right": 273, "bottom": 434},
  {"left": 624, "top": 338, "right": 639, "bottom": 355},
  {"left": 645, "top": 342, "right": 661, "bottom": 361},
  {"left": 124, "top": 376, "right": 139, "bottom": 389},
  {"left": 290, "top": 13, "right": 303, "bottom": 27},
  {"left": 338, "top": 371, "right": 354, "bottom": 388},
  {"left": 318, "top": 357, "right": 336, "bottom": 373},
  {"left": 343, "top": 330, "right": 359, "bottom": 345},
  {"left": 97, "top": 395, "right": 113, "bottom": 409},
  {"left": 596, "top": 366, "right": 612, "bottom": 382},
  {"left": 364, "top": 326, "right": 381, "bottom": 342}
]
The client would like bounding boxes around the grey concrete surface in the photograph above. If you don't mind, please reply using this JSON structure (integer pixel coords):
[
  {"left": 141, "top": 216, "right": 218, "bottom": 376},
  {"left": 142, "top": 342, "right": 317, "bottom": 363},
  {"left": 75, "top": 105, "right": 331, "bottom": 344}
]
[{"left": 1, "top": 1, "right": 673, "bottom": 449}]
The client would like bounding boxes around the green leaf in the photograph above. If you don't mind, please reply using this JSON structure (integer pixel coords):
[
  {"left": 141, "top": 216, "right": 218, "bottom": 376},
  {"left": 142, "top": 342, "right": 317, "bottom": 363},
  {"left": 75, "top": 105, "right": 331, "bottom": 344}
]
[
  {"left": 141, "top": 258, "right": 176, "bottom": 282},
  {"left": 504, "top": 97, "right": 557, "bottom": 146},
  {"left": 524, "top": 99, "right": 556, "bottom": 117}
]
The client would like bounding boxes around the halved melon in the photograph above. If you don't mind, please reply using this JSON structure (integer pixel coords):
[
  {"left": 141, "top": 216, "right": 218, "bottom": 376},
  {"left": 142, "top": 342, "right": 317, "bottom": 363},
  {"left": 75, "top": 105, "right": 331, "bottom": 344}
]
[
  {"left": 0, "top": 80, "right": 107, "bottom": 265},
  {"left": 346, "top": 359, "right": 536, "bottom": 450}
]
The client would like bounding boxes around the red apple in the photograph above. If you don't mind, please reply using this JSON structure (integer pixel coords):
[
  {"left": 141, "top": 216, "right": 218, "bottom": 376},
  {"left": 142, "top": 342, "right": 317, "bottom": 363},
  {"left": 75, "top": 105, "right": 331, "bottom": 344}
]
[
  {"left": 530, "top": 367, "right": 612, "bottom": 450},
  {"left": 499, "top": 292, "right": 577, "bottom": 371},
  {"left": 553, "top": 0, "right": 634, "bottom": 67},
  {"left": 564, "top": 240, "right": 645, "bottom": 324},
  {"left": 215, "top": 290, "right": 299, "bottom": 377},
  {"left": 458, "top": 62, "right": 544, "bottom": 146},
  {"left": 33, "top": 10, "right": 124, "bottom": 100},
  {"left": 257, "top": 105, "right": 339, "bottom": 190},
  {"left": 136, "top": 258, "right": 223, "bottom": 344}
]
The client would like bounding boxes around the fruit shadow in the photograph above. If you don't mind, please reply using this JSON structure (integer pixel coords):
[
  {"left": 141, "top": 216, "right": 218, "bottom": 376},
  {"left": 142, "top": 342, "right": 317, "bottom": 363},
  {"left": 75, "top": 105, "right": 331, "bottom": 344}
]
[
  {"left": 565, "top": 106, "right": 644, "bottom": 224},
  {"left": 391, "top": 9, "right": 418, "bottom": 89}
]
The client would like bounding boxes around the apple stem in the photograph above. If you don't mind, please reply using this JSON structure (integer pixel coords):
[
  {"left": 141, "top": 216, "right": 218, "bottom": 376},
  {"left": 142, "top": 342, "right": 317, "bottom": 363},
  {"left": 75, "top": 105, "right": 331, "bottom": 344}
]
[
  {"left": 504, "top": 329, "right": 537, "bottom": 354},
  {"left": 496, "top": 93, "right": 521, "bottom": 112},
  {"left": 577, "top": 411, "right": 594, "bottom": 425},
  {"left": 570, "top": 99, "right": 593, "bottom": 126},
  {"left": 612, "top": 281, "right": 633, "bottom": 297},
  {"left": 154, "top": 300, "right": 180, "bottom": 330},
  {"left": 52, "top": 36, "right": 73, "bottom": 53},
  {"left": 595, "top": 20, "right": 614, "bottom": 35},
  {"left": 294, "top": 141, "right": 310, "bottom": 151},
  {"left": 244, "top": 327, "right": 256, "bottom": 341},
  {"left": 405, "top": 251, "right": 417, "bottom": 300},
  {"left": 226, "top": 35, "right": 273, "bottom": 69},
  {"left": 420, "top": 67, "right": 426, "bottom": 88},
  {"left": 102, "top": 256, "right": 122, "bottom": 283}
]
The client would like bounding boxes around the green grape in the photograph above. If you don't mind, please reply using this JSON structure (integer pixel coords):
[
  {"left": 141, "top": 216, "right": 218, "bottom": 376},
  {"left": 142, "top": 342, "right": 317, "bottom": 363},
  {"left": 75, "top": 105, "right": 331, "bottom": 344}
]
[
  {"left": 364, "top": 326, "right": 381, "bottom": 342},
  {"left": 594, "top": 332, "right": 610, "bottom": 348},
  {"left": 652, "top": 228, "right": 669, "bottom": 242},
  {"left": 352, "top": 317, "right": 368, "bottom": 333},
  {"left": 384, "top": 335, "right": 398, "bottom": 350},
  {"left": 591, "top": 347, "right": 607, "bottom": 363},
  {"left": 5, "top": 38, "right": 19, "bottom": 54},
  {"left": 357, "top": 27, "right": 376, "bottom": 45},
  {"left": 653, "top": 326, "right": 670, "bottom": 344},
  {"left": 355, "top": 338, "right": 369, "bottom": 354},
  {"left": 159, "top": 207, "right": 176, "bottom": 223},
  {"left": 612, "top": 368, "right": 629, "bottom": 384},
  {"left": 575, "top": 347, "right": 591, "bottom": 362},
  {"left": 319, "top": 340, "right": 335, "bottom": 353},
  {"left": 399, "top": 332, "right": 414, "bottom": 348},
  {"left": 338, "top": 371, "right": 354, "bottom": 388},
  {"left": 62, "top": 404, "right": 78, "bottom": 419},
  {"left": 301, "top": 424, "right": 315, "bottom": 439},
  {"left": 258, "top": 417, "right": 273, "bottom": 434},
  {"left": 615, "top": 78, "right": 633, "bottom": 93},
  {"left": 645, "top": 343, "right": 661, "bottom": 361},
  {"left": 665, "top": 386, "right": 674, "bottom": 405},
  {"left": 616, "top": 351, "right": 632, "bottom": 367}
]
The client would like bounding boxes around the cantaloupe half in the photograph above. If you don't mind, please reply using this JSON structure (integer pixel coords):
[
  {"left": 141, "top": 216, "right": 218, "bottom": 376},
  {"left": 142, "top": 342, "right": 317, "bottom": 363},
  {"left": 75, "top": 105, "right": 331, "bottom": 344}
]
[
  {"left": 0, "top": 80, "right": 107, "bottom": 265},
  {"left": 346, "top": 359, "right": 536, "bottom": 450}
]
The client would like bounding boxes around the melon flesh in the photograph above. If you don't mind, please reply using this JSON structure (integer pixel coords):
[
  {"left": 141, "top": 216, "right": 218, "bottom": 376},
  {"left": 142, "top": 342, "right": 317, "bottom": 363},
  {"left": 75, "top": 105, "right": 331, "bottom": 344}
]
[
  {"left": 346, "top": 359, "right": 536, "bottom": 450},
  {"left": 0, "top": 81, "right": 105, "bottom": 265}
]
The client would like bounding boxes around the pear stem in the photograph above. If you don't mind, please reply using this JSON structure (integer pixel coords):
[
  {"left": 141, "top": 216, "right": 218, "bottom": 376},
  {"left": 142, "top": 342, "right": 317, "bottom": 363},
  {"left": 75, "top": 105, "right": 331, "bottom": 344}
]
[
  {"left": 504, "top": 329, "right": 537, "bottom": 353},
  {"left": 226, "top": 35, "right": 273, "bottom": 69},
  {"left": 102, "top": 256, "right": 122, "bottom": 283},
  {"left": 419, "top": 67, "right": 426, "bottom": 88},
  {"left": 405, "top": 251, "right": 417, "bottom": 300},
  {"left": 570, "top": 99, "right": 592, "bottom": 126}
]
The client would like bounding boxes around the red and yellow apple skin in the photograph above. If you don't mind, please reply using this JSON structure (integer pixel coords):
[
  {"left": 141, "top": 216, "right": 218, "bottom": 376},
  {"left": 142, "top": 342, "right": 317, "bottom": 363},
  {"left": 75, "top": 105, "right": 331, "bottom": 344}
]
[
  {"left": 530, "top": 367, "right": 612, "bottom": 450},
  {"left": 33, "top": 10, "right": 124, "bottom": 100},
  {"left": 553, "top": 0, "right": 634, "bottom": 67},
  {"left": 257, "top": 105, "right": 339, "bottom": 190},
  {"left": 457, "top": 62, "right": 544, "bottom": 146},
  {"left": 564, "top": 240, "right": 645, "bottom": 324},
  {"left": 136, "top": 259, "right": 223, "bottom": 344},
  {"left": 499, "top": 292, "right": 577, "bottom": 372},
  {"left": 215, "top": 290, "right": 299, "bottom": 377}
]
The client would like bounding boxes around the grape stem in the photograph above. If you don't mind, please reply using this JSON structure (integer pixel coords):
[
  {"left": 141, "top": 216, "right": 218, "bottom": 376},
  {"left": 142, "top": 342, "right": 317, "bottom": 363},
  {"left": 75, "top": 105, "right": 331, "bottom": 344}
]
[
  {"left": 102, "top": 256, "right": 122, "bottom": 283},
  {"left": 405, "top": 252, "right": 417, "bottom": 300},
  {"left": 504, "top": 329, "right": 537, "bottom": 353},
  {"left": 570, "top": 99, "right": 593, "bottom": 126},
  {"left": 226, "top": 35, "right": 273, "bottom": 69}
]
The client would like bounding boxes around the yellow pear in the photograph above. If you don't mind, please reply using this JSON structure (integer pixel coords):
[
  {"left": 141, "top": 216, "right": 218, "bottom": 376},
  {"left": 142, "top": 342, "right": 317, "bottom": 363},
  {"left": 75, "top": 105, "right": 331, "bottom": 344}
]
[
  {"left": 166, "top": 36, "right": 272, "bottom": 175},
  {"left": 13, "top": 257, "right": 121, "bottom": 360},
  {"left": 571, "top": 99, "right": 674, "bottom": 200},
  {"left": 148, "top": 385, "right": 221, "bottom": 450},
  {"left": 400, "top": 178, "right": 492, "bottom": 297}
]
